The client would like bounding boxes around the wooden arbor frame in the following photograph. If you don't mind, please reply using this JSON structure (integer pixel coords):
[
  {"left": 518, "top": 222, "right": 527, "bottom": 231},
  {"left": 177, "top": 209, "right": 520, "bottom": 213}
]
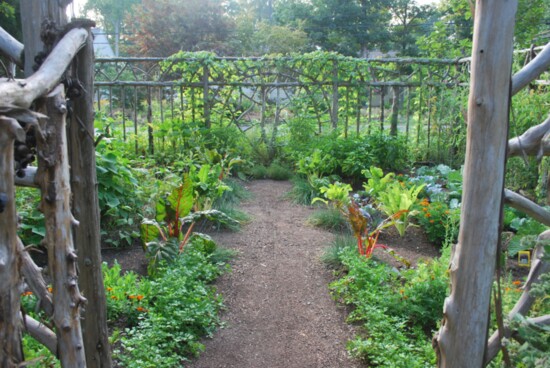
[
  {"left": 0, "top": 4, "right": 111, "bottom": 367},
  {"left": 434, "top": 1, "right": 550, "bottom": 367}
]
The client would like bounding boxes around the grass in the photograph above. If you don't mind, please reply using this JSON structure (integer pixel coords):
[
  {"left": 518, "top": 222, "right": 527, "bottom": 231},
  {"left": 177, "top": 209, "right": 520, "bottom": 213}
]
[
  {"left": 287, "top": 176, "right": 319, "bottom": 205},
  {"left": 308, "top": 207, "right": 350, "bottom": 233},
  {"left": 321, "top": 234, "right": 356, "bottom": 269}
]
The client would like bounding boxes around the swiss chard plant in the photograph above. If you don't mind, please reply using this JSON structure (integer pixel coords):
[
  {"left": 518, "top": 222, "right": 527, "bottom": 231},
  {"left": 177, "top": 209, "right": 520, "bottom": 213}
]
[
  {"left": 141, "top": 167, "right": 238, "bottom": 272},
  {"left": 377, "top": 181, "right": 425, "bottom": 237}
]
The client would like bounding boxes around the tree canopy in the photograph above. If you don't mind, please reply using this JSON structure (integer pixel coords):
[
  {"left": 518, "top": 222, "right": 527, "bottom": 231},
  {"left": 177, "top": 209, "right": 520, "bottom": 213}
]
[
  {"left": 5, "top": 0, "right": 547, "bottom": 58},
  {"left": 125, "top": 0, "right": 235, "bottom": 57}
]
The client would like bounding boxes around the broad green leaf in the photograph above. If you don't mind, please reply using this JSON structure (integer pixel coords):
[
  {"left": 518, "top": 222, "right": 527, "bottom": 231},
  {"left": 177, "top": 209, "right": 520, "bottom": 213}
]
[{"left": 140, "top": 219, "right": 164, "bottom": 246}]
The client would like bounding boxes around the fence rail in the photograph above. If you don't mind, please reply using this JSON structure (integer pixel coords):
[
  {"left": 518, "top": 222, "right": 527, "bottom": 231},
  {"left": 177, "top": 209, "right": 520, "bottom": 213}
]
[{"left": 93, "top": 53, "right": 471, "bottom": 164}]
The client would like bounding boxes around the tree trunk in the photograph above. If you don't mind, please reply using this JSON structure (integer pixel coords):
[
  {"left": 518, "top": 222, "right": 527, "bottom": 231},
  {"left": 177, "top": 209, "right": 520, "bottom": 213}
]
[
  {"left": 36, "top": 86, "right": 87, "bottom": 367},
  {"left": 434, "top": 1, "right": 518, "bottom": 367},
  {"left": 69, "top": 29, "right": 113, "bottom": 368},
  {"left": 0, "top": 117, "right": 25, "bottom": 367},
  {"left": 20, "top": 0, "right": 68, "bottom": 77},
  {"left": 390, "top": 86, "right": 400, "bottom": 136}
]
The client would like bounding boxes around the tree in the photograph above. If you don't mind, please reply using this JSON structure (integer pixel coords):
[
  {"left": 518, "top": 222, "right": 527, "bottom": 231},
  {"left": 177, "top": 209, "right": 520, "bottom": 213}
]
[
  {"left": 274, "top": 0, "right": 392, "bottom": 56},
  {"left": 389, "top": 0, "right": 437, "bottom": 56},
  {"left": 125, "top": 0, "right": 235, "bottom": 57},
  {"left": 0, "top": 0, "right": 21, "bottom": 42},
  {"left": 416, "top": 0, "right": 473, "bottom": 58},
  {"left": 83, "top": 0, "right": 141, "bottom": 56}
]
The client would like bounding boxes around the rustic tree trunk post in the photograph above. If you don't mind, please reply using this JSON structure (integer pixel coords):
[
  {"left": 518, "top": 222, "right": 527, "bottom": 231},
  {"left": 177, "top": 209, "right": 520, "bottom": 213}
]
[
  {"left": 68, "top": 29, "right": 113, "bottom": 368},
  {"left": 20, "top": 0, "right": 69, "bottom": 77},
  {"left": 434, "top": 2, "right": 518, "bottom": 367},
  {"left": 331, "top": 58, "right": 339, "bottom": 129},
  {"left": 0, "top": 117, "right": 26, "bottom": 367},
  {"left": 36, "top": 86, "right": 87, "bottom": 367},
  {"left": 203, "top": 64, "right": 211, "bottom": 129},
  {"left": 390, "top": 85, "right": 400, "bottom": 136}
]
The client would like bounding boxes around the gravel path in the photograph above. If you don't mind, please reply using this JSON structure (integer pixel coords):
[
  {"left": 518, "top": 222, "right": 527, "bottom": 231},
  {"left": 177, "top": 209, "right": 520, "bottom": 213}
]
[{"left": 185, "top": 179, "right": 361, "bottom": 368}]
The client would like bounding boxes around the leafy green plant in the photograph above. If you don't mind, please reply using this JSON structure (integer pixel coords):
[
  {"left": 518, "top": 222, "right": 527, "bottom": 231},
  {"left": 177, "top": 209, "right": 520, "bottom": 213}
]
[
  {"left": 96, "top": 148, "right": 143, "bottom": 247},
  {"left": 378, "top": 181, "right": 425, "bottom": 237},
  {"left": 15, "top": 187, "right": 44, "bottom": 245},
  {"left": 118, "top": 238, "right": 226, "bottom": 367},
  {"left": 330, "top": 247, "right": 447, "bottom": 366},
  {"left": 102, "top": 261, "right": 152, "bottom": 326},
  {"left": 508, "top": 216, "right": 548, "bottom": 257},
  {"left": 362, "top": 166, "right": 395, "bottom": 200}
]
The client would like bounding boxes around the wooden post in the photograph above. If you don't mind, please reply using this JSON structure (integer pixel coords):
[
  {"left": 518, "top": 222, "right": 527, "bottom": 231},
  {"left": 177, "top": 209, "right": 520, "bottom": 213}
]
[
  {"left": 331, "top": 59, "right": 338, "bottom": 129},
  {"left": 134, "top": 86, "right": 138, "bottom": 154},
  {"left": 434, "top": 2, "right": 518, "bottom": 367},
  {"left": 380, "top": 87, "right": 385, "bottom": 131},
  {"left": 147, "top": 87, "right": 154, "bottom": 154},
  {"left": 69, "top": 29, "right": 113, "bottom": 368},
  {"left": 0, "top": 117, "right": 25, "bottom": 367},
  {"left": 203, "top": 64, "right": 211, "bottom": 129},
  {"left": 20, "top": 0, "right": 68, "bottom": 77},
  {"left": 390, "top": 86, "right": 400, "bottom": 136},
  {"left": 36, "top": 86, "right": 87, "bottom": 367}
]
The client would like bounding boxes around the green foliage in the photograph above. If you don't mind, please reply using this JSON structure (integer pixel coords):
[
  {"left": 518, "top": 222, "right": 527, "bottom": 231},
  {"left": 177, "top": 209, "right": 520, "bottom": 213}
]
[
  {"left": 313, "top": 181, "right": 353, "bottom": 209},
  {"left": 415, "top": 198, "right": 460, "bottom": 246},
  {"left": 118, "top": 238, "right": 226, "bottom": 367},
  {"left": 362, "top": 166, "right": 395, "bottom": 200},
  {"left": 266, "top": 163, "right": 293, "bottom": 180},
  {"left": 96, "top": 147, "right": 143, "bottom": 247},
  {"left": 321, "top": 234, "right": 356, "bottom": 269},
  {"left": 15, "top": 188, "right": 44, "bottom": 245},
  {"left": 287, "top": 176, "right": 325, "bottom": 205},
  {"left": 330, "top": 247, "right": 449, "bottom": 366},
  {"left": 377, "top": 180, "right": 425, "bottom": 237},
  {"left": 103, "top": 261, "right": 152, "bottom": 326},
  {"left": 308, "top": 207, "right": 350, "bottom": 233},
  {"left": 248, "top": 164, "right": 268, "bottom": 179},
  {"left": 507, "top": 216, "right": 548, "bottom": 257}
]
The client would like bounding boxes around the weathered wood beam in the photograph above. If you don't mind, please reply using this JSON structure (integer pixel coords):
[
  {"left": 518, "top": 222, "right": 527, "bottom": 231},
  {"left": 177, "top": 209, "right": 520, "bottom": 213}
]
[
  {"left": 504, "top": 189, "right": 550, "bottom": 226},
  {"left": 18, "top": 237, "right": 53, "bottom": 316},
  {"left": 512, "top": 42, "right": 550, "bottom": 96},
  {"left": 484, "top": 239, "right": 549, "bottom": 364},
  {"left": 507, "top": 114, "right": 550, "bottom": 158},
  {"left": 14, "top": 166, "right": 38, "bottom": 188},
  {"left": 0, "top": 26, "right": 24, "bottom": 68},
  {"left": 36, "top": 85, "right": 87, "bottom": 367},
  {"left": 0, "top": 116, "right": 26, "bottom": 366},
  {"left": 22, "top": 314, "right": 57, "bottom": 355},
  {"left": 69, "top": 28, "right": 114, "bottom": 367},
  {"left": 434, "top": 1, "right": 518, "bottom": 367},
  {"left": 0, "top": 28, "right": 88, "bottom": 109}
]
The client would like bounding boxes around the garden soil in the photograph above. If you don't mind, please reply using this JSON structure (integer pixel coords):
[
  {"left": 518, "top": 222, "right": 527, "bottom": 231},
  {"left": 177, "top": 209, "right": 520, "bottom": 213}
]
[{"left": 103, "top": 179, "right": 440, "bottom": 368}]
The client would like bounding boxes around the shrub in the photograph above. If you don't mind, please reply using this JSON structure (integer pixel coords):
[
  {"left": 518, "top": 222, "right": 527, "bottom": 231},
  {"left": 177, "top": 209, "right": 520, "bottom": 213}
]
[
  {"left": 248, "top": 164, "right": 268, "bottom": 179},
  {"left": 266, "top": 163, "right": 293, "bottom": 180}
]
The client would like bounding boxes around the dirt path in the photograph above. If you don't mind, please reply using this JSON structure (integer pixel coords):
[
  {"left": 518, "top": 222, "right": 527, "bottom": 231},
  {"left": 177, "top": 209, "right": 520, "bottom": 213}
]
[{"left": 185, "top": 180, "right": 361, "bottom": 368}]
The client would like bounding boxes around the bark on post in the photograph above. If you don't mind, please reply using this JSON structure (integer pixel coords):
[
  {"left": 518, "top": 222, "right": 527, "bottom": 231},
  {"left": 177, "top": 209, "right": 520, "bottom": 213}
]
[
  {"left": 434, "top": 2, "right": 518, "bottom": 367},
  {"left": 0, "top": 117, "right": 25, "bottom": 367},
  {"left": 68, "top": 28, "right": 113, "bottom": 368},
  {"left": 390, "top": 86, "right": 400, "bottom": 136},
  {"left": 20, "top": 0, "right": 69, "bottom": 77},
  {"left": 36, "top": 86, "right": 87, "bottom": 367}
]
